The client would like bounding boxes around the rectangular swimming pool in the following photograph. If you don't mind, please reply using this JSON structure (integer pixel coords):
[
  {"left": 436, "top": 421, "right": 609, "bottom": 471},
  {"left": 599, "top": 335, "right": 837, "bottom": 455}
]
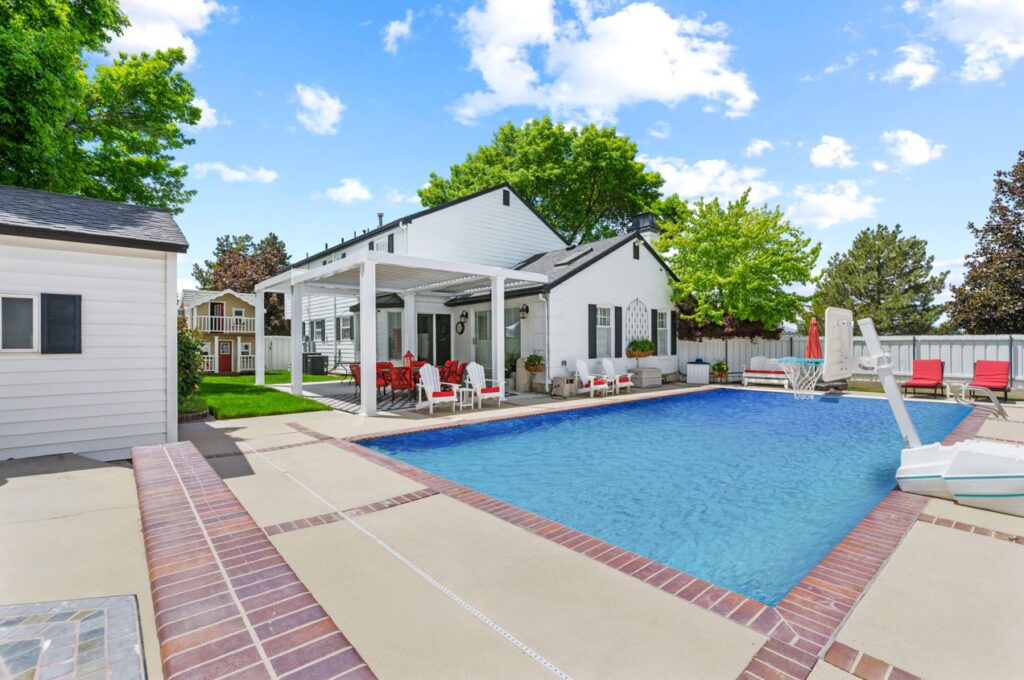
[{"left": 365, "top": 389, "right": 970, "bottom": 604}]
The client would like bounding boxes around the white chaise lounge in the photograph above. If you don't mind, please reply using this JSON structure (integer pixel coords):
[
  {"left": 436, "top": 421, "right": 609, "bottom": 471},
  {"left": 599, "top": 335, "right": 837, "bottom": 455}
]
[{"left": 742, "top": 356, "right": 790, "bottom": 388}]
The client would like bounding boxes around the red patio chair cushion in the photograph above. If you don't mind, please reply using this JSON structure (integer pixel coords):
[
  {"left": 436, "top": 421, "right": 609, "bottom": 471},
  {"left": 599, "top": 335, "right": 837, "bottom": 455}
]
[
  {"left": 970, "top": 360, "right": 1010, "bottom": 389},
  {"left": 618, "top": 376, "right": 631, "bottom": 383},
  {"left": 480, "top": 386, "right": 501, "bottom": 394},
  {"left": 432, "top": 390, "right": 455, "bottom": 398},
  {"left": 744, "top": 369, "right": 787, "bottom": 376},
  {"left": 905, "top": 359, "right": 943, "bottom": 387}
]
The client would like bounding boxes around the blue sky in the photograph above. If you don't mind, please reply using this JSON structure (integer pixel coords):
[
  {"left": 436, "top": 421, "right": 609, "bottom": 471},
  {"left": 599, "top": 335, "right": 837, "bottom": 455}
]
[{"left": 105, "top": 1, "right": 1024, "bottom": 298}]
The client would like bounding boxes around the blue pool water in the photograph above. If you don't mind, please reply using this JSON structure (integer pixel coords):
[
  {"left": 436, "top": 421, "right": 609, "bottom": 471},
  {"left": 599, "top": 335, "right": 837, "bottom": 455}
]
[{"left": 366, "top": 390, "right": 970, "bottom": 604}]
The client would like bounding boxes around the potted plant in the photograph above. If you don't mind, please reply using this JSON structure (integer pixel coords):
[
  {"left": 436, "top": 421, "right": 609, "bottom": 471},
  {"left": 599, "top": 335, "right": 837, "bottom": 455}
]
[
  {"left": 711, "top": 360, "right": 729, "bottom": 382},
  {"left": 626, "top": 338, "right": 654, "bottom": 358},
  {"left": 524, "top": 354, "right": 545, "bottom": 373}
]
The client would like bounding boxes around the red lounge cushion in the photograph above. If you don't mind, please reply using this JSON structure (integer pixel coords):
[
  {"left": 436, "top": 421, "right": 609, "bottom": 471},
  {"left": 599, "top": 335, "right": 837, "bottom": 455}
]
[
  {"left": 744, "top": 369, "right": 786, "bottom": 375},
  {"left": 904, "top": 379, "right": 941, "bottom": 388},
  {"left": 432, "top": 390, "right": 455, "bottom": 398},
  {"left": 583, "top": 379, "right": 607, "bottom": 388},
  {"left": 481, "top": 386, "right": 501, "bottom": 394},
  {"left": 618, "top": 376, "right": 631, "bottom": 383},
  {"left": 972, "top": 360, "right": 1009, "bottom": 389},
  {"left": 910, "top": 359, "right": 943, "bottom": 383},
  {"left": 970, "top": 380, "right": 1008, "bottom": 390}
]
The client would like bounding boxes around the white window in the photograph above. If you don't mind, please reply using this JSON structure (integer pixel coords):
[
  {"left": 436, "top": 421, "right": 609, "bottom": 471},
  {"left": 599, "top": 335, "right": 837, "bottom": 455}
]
[
  {"left": 314, "top": 319, "right": 326, "bottom": 342},
  {"left": 657, "top": 311, "right": 670, "bottom": 356},
  {"left": 202, "top": 342, "right": 211, "bottom": 355},
  {"left": 338, "top": 315, "right": 353, "bottom": 341},
  {"left": 240, "top": 343, "right": 252, "bottom": 356},
  {"left": 0, "top": 294, "right": 38, "bottom": 352},
  {"left": 386, "top": 311, "right": 402, "bottom": 360},
  {"left": 596, "top": 306, "right": 612, "bottom": 358}
]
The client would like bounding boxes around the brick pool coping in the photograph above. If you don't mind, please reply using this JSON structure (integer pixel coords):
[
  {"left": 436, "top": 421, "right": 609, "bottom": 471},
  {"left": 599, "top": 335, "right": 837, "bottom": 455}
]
[
  {"left": 307, "top": 394, "right": 987, "bottom": 680},
  {"left": 132, "top": 441, "right": 376, "bottom": 679}
]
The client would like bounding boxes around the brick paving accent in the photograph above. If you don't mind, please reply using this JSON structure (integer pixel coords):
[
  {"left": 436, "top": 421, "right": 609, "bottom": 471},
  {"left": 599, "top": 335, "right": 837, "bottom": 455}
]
[
  {"left": 133, "top": 441, "right": 376, "bottom": 679},
  {"left": 942, "top": 407, "right": 988, "bottom": 444},
  {"left": 264, "top": 489, "right": 439, "bottom": 536},
  {"left": 0, "top": 596, "right": 144, "bottom": 680},
  {"left": 822, "top": 641, "right": 922, "bottom": 680},
  {"left": 917, "top": 512, "right": 1023, "bottom": 544}
]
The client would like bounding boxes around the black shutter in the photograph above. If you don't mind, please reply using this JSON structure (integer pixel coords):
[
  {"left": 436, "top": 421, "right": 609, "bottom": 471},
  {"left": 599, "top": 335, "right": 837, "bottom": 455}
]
[
  {"left": 614, "top": 306, "right": 623, "bottom": 358},
  {"left": 387, "top": 233, "right": 394, "bottom": 253},
  {"left": 587, "top": 304, "right": 597, "bottom": 359},
  {"left": 670, "top": 311, "right": 678, "bottom": 355},
  {"left": 40, "top": 294, "right": 81, "bottom": 354},
  {"left": 651, "top": 309, "right": 659, "bottom": 355},
  {"left": 368, "top": 240, "right": 374, "bottom": 251}
]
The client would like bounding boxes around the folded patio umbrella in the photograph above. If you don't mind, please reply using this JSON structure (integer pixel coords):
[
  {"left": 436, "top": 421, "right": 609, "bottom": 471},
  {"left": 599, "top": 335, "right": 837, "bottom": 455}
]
[{"left": 806, "top": 317, "right": 823, "bottom": 360}]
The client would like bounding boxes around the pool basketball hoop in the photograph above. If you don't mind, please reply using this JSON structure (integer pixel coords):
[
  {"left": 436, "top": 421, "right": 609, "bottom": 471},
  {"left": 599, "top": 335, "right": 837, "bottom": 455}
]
[{"left": 778, "top": 358, "right": 824, "bottom": 399}]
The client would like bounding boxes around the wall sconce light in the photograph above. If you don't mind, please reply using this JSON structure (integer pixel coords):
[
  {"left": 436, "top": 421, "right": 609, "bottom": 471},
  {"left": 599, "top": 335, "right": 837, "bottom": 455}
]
[
  {"left": 519, "top": 303, "right": 529, "bottom": 320},
  {"left": 459, "top": 310, "right": 469, "bottom": 322}
]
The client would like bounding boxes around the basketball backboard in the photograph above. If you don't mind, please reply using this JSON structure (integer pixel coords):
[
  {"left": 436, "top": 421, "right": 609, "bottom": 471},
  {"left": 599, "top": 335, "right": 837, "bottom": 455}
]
[{"left": 823, "top": 307, "right": 854, "bottom": 382}]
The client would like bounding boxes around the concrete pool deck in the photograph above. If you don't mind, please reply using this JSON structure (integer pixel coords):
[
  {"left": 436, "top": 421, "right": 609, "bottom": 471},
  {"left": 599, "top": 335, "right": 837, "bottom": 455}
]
[{"left": 2, "top": 385, "right": 1023, "bottom": 678}]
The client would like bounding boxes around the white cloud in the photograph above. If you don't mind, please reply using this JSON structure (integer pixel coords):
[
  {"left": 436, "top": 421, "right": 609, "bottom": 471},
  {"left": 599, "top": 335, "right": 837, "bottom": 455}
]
[
  {"left": 641, "top": 155, "right": 781, "bottom": 205},
  {"left": 108, "top": 0, "right": 223, "bottom": 65},
  {"left": 911, "top": 0, "right": 1024, "bottom": 81},
  {"left": 323, "top": 178, "right": 372, "bottom": 203},
  {"left": 872, "top": 160, "right": 890, "bottom": 172},
  {"left": 192, "top": 162, "right": 278, "bottom": 183},
  {"left": 294, "top": 84, "right": 345, "bottom": 135},
  {"left": 383, "top": 10, "right": 414, "bottom": 54},
  {"left": 384, "top": 188, "right": 422, "bottom": 205},
  {"left": 809, "top": 135, "right": 857, "bottom": 168},
  {"left": 787, "top": 180, "right": 880, "bottom": 229},
  {"left": 648, "top": 120, "right": 671, "bottom": 139},
  {"left": 193, "top": 97, "right": 219, "bottom": 129},
  {"left": 454, "top": 0, "right": 756, "bottom": 124},
  {"left": 883, "top": 44, "right": 939, "bottom": 88},
  {"left": 801, "top": 53, "right": 859, "bottom": 81},
  {"left": 745, "top": 138, "right": 773, "bottom": 158},
  {"left": 882, "top": 129, "right": 946, "bottom": 165}
]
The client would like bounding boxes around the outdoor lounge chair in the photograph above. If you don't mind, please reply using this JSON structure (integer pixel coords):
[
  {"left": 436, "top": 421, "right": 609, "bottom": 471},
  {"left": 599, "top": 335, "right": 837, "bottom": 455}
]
[
  {"left": 967, "top": 360, "right": 1011, "bottom": 400},
  {"left": 416, "top": 364, "right": 458, "bottom": 414},
  {"left": 601, "top": 358, "right": 633, "bottom": 394},
  {"left": 575, "top": 359, "right": 609, "bottom": 397},
  {"left": 466, "top": 361, "right": 504, "bottom": 408},
  {"left": 742, "top": 356, "right": 789, "bottom": 388},
  {"left": 902, "top": 359, "right": 946, "bottom": 397}
]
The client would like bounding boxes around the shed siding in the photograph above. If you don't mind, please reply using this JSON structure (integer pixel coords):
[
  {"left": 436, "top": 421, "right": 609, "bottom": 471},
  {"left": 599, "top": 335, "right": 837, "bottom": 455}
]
[{"left": 0, "top": 234, "right": 172, "bottom": 461}]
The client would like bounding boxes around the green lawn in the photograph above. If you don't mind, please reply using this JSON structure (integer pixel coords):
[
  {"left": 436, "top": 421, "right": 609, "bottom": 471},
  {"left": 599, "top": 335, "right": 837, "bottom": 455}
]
[
  {"left": 197, "top": 372, "right": 334, "bottom": 419},
  {"left": 264, "top": 370, "right": 348, "bottom": 385}
]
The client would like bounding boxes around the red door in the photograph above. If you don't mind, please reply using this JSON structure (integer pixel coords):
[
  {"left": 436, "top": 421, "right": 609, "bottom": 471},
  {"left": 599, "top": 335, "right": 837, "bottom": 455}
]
[
  {"left": 210, "top": 302, "right": 225, "bottom": 332},
  {"left": 218, "top": 341, "right": 232, "bottom": 373}
]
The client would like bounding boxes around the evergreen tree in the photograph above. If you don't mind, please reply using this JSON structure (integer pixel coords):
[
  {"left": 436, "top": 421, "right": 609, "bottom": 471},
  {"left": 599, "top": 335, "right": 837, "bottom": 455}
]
[
  {"left": 812, "top": 225, "right": 947, "bottom": 334},
  {"left": 948, "top": 150, "right": 1024, "bottom": 333}
]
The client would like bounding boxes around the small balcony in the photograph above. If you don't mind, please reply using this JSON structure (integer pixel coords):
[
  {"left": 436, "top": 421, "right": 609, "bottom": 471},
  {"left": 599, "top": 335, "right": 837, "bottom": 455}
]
[{"left": 190, "top": 315, "right": 256, "bottom": 334}]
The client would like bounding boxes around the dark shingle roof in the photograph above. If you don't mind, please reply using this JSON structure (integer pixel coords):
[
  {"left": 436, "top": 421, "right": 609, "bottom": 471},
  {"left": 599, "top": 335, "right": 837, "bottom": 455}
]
[{"left": 0, "top": 185, "right": 188, "bottom": 253}]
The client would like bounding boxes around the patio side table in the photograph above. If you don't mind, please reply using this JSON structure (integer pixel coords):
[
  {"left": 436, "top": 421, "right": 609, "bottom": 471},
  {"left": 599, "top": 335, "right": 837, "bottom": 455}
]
[{"left": 456, "top": 386, "right": 475, "bottom": 411}]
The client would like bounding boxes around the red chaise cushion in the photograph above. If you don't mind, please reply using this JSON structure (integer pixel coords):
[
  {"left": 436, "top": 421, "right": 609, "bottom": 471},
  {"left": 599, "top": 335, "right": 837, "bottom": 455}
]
[
  {"left": 618, "top": 376, "right": 631, "bottom": 383},
  {"left": 970, "top": 360, "right": 1010, "bottom": 389},
  {"left": 743, "top": 369, "right": 787, "bottom": 376},
  {"left": 480, "top": 386, "right": 501, "bottom": 394},
  {"left": 432, "top": 390, "right": 455, "bottom": 398}
]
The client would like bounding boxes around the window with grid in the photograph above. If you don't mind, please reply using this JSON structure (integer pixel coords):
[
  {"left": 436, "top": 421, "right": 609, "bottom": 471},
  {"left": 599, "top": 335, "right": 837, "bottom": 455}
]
[
  {"left": 596, "top": 306, "right": 612, "bottom": 357},
  {"left": 387, "top": 311, "right": 402, "bottom": 360},
  {"left": 657, "top": 311, "right": 670, "bottom": 355},
  {"left": 340, "top": 316, "right": 353, "bottom": 340},
  {"left": 314, "top": 319, "right": 325, "bottom": 342}
]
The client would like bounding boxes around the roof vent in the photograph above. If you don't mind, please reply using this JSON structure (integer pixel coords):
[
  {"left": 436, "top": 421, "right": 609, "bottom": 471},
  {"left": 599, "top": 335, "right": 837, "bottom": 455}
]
[
  {"left": 629, "top": 212, "right": 659, "bottom": 232},
  {"left": 377, "top": 212, "right": 384, "bottom": 227}
]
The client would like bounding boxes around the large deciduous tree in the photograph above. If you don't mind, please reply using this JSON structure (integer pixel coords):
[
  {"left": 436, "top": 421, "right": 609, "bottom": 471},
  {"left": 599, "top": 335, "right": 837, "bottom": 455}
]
[
  {"left": 948, "top": 150, "right": 1024, "bottom": 333},
  {"left": 418, "top": 117, "right": 663, "bottom": 244},
  {"left": 655, "top": 190, "right": 820, "bottom": 336},
  {"left": 0, "top": 0, "right": 200, "bottom": 213},
  {"left": 193, "top": 234, "right": 292, "bottom": 334},
  {"left": 811, "top": 225, "right": 947, "bottom": 335}
]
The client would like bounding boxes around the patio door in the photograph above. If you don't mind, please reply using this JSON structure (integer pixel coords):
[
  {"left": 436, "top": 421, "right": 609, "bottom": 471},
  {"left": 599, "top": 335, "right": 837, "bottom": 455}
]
[
  {"left": 417, "top": 314, "right": 452, "bottom": 365},
  {"left": 218, "top": 340, "right": 232, "bottom": 373},
  {"left": 435, "top": 314, "right": 452, "bottom": 364},
  {"left": 210, "top": 302, "right": 225, "bottom": 332},
  {"left": 474, "top": 310, "right": 491, "bottom": 377}
]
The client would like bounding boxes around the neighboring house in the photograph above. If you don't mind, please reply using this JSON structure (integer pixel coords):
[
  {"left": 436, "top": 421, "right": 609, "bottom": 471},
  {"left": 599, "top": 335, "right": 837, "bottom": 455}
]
[
  {"left": 0, "top": 184, "right": 186, "bottom": 461},
  {"left": 272, "top": 184, "right": 677, "bottom": 392},
  {"left": 180, "top": 289, "right": 257, "bottom": 373}
]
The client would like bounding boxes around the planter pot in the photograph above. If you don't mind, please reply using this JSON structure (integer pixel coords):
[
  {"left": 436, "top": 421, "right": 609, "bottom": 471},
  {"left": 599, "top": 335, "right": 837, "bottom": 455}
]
[
  {"left": 526, "top": 364, "right": 545, "bottom": 374},
  {"left": 626, "top": 349, "right": 653, "bottom": 359}
]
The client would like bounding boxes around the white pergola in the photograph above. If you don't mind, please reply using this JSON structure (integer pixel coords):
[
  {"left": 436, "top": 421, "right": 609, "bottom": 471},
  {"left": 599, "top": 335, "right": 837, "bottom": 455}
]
[{"left": 254, "top": 251, "right": 548, "bottom": 416}]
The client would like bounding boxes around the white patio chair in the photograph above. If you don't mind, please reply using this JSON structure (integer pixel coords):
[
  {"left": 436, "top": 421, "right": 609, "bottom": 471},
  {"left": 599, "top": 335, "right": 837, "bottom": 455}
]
[
  {"left": 466, "top": 361, "right": 505, "bottom": 408},
  {"left": 601, "top": 358, "right": 633, "bottom": 394},
  {"left": 416, "top": 364, "right": 458, "bottom": 414},
  {"left": 575, "top": 359, "right": 610, "bottom": 397}
]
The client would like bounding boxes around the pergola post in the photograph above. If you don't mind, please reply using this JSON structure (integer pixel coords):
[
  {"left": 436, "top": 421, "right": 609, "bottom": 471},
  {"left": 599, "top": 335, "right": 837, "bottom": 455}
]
[
  {"left": 359, "top": 262, "right": 378, "bottom": 416},
  {"left": 255, "top": 292, "right": 265, "bottom": 385},
  {"left": 402, "top": 292, "right": 416, "bottom": 360},
  {"left": 491, "top": 276, "right": 504, "bottom": 383},
  {"left": 290, "top": 285, "right": 303, "bottom": 395}
]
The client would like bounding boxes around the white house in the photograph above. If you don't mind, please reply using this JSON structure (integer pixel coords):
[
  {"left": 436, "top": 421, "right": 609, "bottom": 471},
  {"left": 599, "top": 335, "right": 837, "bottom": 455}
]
[
  {"left": 257, "top": 184, "right": 678, "bottom": 415},
  {"left": 0, "top": 185, "right": 186, "bottom": 461}
]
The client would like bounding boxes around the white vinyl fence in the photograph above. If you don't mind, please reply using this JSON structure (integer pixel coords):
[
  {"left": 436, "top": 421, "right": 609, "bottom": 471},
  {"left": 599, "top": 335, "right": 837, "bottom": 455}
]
[
  {"left": 678, "top": 334, "right": 1023, "bottom": 388},
  {"left": 264, "top": 335, "right": 291, "bottom": 371}
]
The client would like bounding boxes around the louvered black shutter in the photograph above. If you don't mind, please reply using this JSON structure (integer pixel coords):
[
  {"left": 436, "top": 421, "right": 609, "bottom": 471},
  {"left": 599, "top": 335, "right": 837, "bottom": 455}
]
[
  {"left": 387, "top": 233, "right": 394, "bottom": 253},
  {"left": 40, "top": 294, "right": 81, "bottom": 354},
  {"left": 588, "top": 304, "right": 597, "bottom": 359},
  {"left": 614, "top": 306, "right": 623, "bottom": 358},
  {"left": 368, "top": 240, "right": 374, "bottom": 251},
  {"left": 670, "top": 311, "right": 678, "bottom": 355},
  {"left": 651, "top": 309, "right": 659, "bottom": 355}
]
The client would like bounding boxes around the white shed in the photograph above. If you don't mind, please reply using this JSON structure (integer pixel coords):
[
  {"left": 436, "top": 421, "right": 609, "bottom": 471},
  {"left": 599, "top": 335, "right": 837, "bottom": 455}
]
[{"left": 0, "top": 185, "right": 187, "bottom": 461}]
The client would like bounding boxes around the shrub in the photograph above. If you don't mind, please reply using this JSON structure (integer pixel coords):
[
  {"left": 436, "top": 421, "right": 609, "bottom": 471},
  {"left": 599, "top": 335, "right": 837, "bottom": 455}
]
[
  {"left": 627, "top": 338, "right": 654, "bottom": 354},
  {"left": 178, "top": 327, "right": 206, "bottom": 399}
]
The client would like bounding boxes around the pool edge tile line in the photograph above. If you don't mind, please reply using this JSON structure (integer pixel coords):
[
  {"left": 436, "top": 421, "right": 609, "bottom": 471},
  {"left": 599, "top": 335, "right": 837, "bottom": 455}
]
[
  {"left": 822, "top": 641, "right": 923, "bottom": 680},
  {"left": 917, "top": 512, "right": 1023, "bottom": 544},
  {"left": 132, "top": 441, "right": 377, "bottom": 680},
  {"left": 264, "top": 488, "right": 440, "bottom": 536}
]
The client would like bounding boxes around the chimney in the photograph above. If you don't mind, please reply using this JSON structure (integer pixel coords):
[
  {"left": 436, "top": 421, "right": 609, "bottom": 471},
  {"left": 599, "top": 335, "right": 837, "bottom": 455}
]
[
  {"left": 629, "top": 212, "right": 659, "bottom": 233},
  {"left": 377, "top": 212, "right": 384, "bottom": 228}
]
